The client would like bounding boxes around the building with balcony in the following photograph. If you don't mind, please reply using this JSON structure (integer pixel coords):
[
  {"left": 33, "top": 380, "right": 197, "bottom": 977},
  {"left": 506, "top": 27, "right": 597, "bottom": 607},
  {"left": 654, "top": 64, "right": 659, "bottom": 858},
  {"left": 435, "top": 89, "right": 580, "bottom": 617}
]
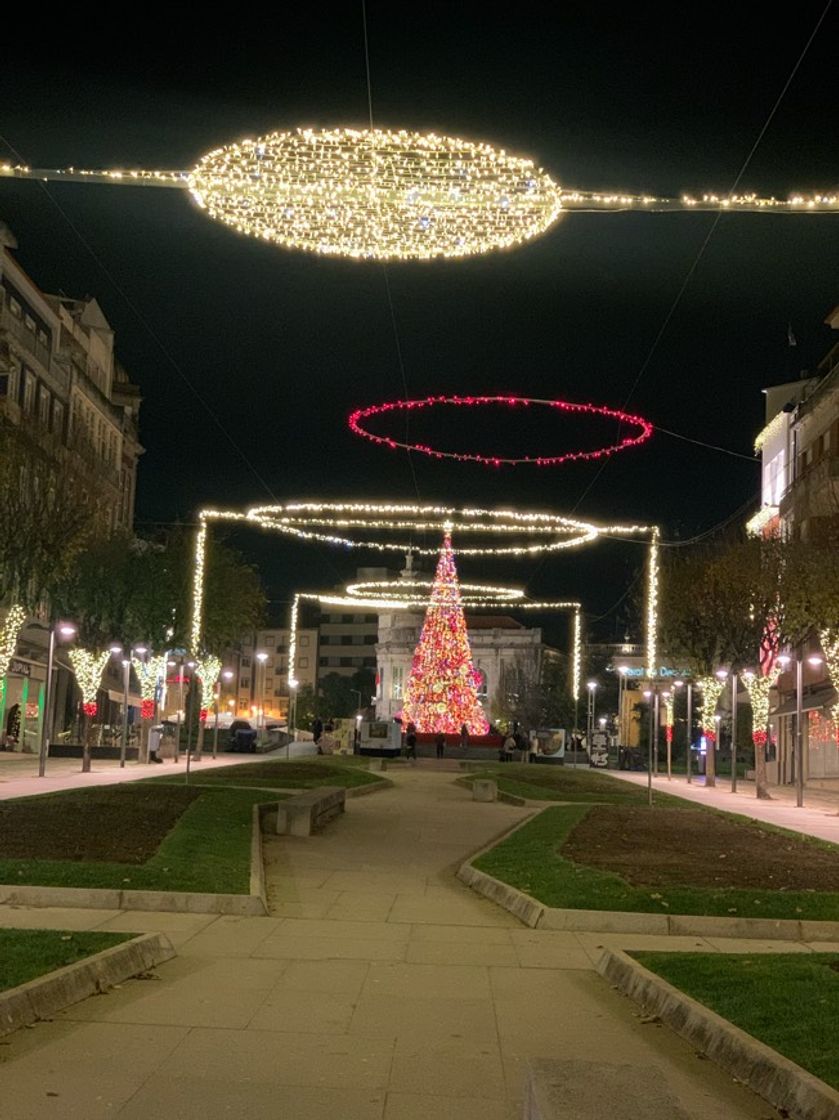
[{"left": 229, "top": 626, "right": 319, "bottom": 723}]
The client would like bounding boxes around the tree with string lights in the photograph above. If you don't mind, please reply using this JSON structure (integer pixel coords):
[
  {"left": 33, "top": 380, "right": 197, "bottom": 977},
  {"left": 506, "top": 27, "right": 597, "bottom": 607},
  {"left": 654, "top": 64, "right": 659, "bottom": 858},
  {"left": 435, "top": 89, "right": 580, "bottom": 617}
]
[{"left": 402, "top": 530, "right": 489, "bottom": 735}]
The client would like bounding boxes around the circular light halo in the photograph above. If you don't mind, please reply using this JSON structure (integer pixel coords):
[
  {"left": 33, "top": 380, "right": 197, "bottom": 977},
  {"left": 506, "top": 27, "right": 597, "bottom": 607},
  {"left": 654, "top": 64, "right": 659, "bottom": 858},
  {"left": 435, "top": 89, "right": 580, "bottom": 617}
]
[
  {"left": 244, "top": 501, "right": 599, "bottom": 556},
  {"left": 345, "top": 578, "right": 526, "bottom": 605},
  {"left": 348, "top": 394, "right": 654, "bottom": 466},
  {"left": 187, "top": 127, "right": 563, "bottom": 261}
]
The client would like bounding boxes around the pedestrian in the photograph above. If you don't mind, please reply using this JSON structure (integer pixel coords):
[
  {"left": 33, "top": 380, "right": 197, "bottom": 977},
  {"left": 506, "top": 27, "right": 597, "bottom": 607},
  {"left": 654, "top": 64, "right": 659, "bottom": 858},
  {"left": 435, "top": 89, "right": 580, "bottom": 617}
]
[
  {"left": 435, "top": 731, "right": 445, "bottom": 760},
  {"left": 405, "top": 721, "right": 417, "bottom": 763},
  {"left": 312, "top": 717, "right": 323, "bottom": 749},
  {"left": 503, "top": 730, "right": 516, "bottom": 762},
  {"left": 459, "top": 722, "right": 469, "bottom": 750}
]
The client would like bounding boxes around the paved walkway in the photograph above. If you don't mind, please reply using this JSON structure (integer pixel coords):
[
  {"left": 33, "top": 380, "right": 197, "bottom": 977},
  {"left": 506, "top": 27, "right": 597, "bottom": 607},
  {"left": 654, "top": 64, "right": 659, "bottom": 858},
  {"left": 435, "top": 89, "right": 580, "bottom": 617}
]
[
  {"left": 609, "top": 769, "right": 839, "bottom": 844},
  {"left": 0, "top": 748, "right": 277, "bottom": 801},
  {"left": 0, "top": 767, "right": 824, "bottom": 1119}
]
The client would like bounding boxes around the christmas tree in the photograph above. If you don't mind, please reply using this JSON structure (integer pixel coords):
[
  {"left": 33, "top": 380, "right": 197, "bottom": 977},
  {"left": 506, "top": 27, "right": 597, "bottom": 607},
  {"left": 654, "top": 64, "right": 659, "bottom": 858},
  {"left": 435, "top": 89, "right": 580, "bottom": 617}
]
[{"left": 402, "top": 528, "right": 489, "bottom": 735}]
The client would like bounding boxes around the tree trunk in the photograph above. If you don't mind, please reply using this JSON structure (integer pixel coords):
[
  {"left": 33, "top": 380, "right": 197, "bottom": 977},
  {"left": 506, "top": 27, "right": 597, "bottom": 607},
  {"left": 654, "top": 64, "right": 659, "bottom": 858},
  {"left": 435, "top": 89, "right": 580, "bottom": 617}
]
[
  {"left": 704, "top": 728, "right": 716, "bottom": 787},
  {"left": 195, "top": 720, "right": 206, "bottom": 759},
  {"left": 754, "top": 739, "right": 772, "bottom": 799},
  {"left": 80, "top": 709, "right": 92, "bottom": 772}
]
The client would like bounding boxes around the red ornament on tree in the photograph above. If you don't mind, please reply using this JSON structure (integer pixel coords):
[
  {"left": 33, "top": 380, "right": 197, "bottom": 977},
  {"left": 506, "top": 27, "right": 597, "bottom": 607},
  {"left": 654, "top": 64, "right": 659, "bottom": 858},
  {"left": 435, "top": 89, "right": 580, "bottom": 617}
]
[
  {"left": 82, "top": 702, "right": 98, "bottom": 718},
  {"left": 402, "top": 530, "right": 489, "bottom": 735},
  {"left": 140, "top": 699, "right": 155, "bottom": 721}
]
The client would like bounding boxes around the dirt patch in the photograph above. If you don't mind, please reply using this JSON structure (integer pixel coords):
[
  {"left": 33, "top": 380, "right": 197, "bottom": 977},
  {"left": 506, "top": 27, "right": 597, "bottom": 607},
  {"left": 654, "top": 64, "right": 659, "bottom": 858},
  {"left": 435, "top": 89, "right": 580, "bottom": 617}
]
[
  {"left": 562, "top": 805, "right": 839, "bottom": 891},
  {"left": 0, "top": 785, "right": 202, "bottom": 864}
]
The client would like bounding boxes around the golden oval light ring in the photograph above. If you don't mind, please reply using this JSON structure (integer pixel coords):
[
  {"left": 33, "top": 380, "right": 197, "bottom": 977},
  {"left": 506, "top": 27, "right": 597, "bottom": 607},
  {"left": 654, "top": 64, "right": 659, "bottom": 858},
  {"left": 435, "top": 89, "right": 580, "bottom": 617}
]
[{"left": 188, "top": 127, "right": 564, "bottom": 260}]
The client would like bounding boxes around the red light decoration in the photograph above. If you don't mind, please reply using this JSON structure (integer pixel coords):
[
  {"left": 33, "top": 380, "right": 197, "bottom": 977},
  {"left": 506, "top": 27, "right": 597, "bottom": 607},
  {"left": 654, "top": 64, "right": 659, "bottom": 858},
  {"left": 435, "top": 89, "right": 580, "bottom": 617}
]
[
  {"left": 752, "top": 728, "right": 768, "bottom": 747},
  {"left": 402, "top": 531, "right": 489, "bottom": 735},
  {"left": 199, "top": 708, "right": 208, "bottom": 723},
  {"left": 82, "top": 702, "right": 98, "bottom": 718},
  {"left": 140, "top": 699, "right": 155, "bottom": 721},
  {"left": 348, "top": 394, "right": 653, "bottom": 467}
]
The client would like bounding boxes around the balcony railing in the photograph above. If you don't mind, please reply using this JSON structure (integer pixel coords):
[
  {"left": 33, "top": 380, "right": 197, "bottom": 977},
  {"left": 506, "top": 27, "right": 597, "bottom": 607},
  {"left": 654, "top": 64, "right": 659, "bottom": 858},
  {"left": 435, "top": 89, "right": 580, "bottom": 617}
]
[{"left": 1, "top": 310, "right": 52, "bottom": 370}]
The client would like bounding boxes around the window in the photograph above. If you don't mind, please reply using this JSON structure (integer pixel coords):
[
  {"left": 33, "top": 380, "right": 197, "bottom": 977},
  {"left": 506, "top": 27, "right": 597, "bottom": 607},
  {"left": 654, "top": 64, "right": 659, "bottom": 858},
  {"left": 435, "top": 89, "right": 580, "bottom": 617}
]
[
  {"left": 274, "top": 688, "right": 284, "bottom": 697},
  {"left": 9, "top": 296, "right": 22, "bottom": 319},
  {"left": 392, "top": 665, "right": 403, "bottom": 700},
  {"left": 241, "top": 657, "right": 251, "bottom": 668},
  {"left": 319, "top": 657, "right": 328, "bottom": 667},
  {"left": 0, "top": 375, "right": 7, "bottom": 398},
  {"left": 340, "top": 658, "right": 353, "bottom": 667},
  {"left": 298, "top": 657, "right": 308, "bottom": 669},
  {"left": 364, "top": 634, "right": 377, "bottom": 644},
  {"left": 299, "top": 635, "right": 309, "bottom": 647},
  {"left": 342, "top": 615, "right": 354, "bottom": 624},
  {"left": 22, "top": 372, "right": 35, "bottom": 414},
  {"left": 364, "top": 657, "right": 376, "bottom": 667},
  {"left": 24, "top": 313, "right": 36, "bottom": 334},
  {"left": 351, "top": 634, "right": 364, "bottom": 645},
  {"left": 240, "top": 677, "right": 250, "bottom": 688},
  {"left": 53, "top": 400, "right": 64, "bottom": 438},
  {"left": 37, "top": 328, "right": 48, "bottom": 348},
  {"left": 38, "top": 386, "right": 50, "bottom": 426}
]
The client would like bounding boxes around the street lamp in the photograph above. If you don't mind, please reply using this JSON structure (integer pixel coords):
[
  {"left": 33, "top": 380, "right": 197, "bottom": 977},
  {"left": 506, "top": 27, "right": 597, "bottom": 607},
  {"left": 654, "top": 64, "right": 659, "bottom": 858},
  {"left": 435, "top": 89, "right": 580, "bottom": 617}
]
[
  {"left": 585, "top": 681, "right": 597, "bottom": 769},
  {"left": 643, "top": 689, "right": 653, "bottom": 806},
  {"left": 287, "top": 677, "right": 299, "bottom": 759},
  {"left": 215, "top": 668, "right": 234, "bottom": 759},
  {"left": 38, "top": 622, "right": 77, "bottom": 778},
  {"left": 110, "top": 644, "right": 148, "bottom": 768},
  {"left": 255, "top": 651, "right": 268, "bottom": 731},
  {"left": 616, "top": 666, "right": 629, "bottom": 760},
  {"left": 777, "top": 651, "right": 823, "bottom": 807}
]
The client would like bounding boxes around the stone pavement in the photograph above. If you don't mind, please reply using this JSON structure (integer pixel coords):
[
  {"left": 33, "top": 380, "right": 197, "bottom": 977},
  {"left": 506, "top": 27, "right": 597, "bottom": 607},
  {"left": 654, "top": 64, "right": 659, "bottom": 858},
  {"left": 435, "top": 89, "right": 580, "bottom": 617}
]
[
  {"left": 0, "top": 767, "right": 827, "bottom": 1119},
  {"left": 609, "top": 769, "right": 839, "bottom": 844},
  {"left": 0, "top": 748, "right": 279, "bottom": 801}
]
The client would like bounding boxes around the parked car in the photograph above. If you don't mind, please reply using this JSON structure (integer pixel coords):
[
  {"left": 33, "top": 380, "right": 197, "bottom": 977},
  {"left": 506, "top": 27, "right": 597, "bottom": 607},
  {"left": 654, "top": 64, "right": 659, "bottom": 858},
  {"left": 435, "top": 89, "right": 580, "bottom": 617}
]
[{"left": 227, "top": 719, "right": 258, "bottom": 752}]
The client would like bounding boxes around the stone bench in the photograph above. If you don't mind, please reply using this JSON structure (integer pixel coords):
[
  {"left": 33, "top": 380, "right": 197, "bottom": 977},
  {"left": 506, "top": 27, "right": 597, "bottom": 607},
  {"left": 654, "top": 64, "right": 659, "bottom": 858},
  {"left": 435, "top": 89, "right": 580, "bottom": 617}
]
[{"left": 275, "top": 786, "right": 346, "bottom": 837}]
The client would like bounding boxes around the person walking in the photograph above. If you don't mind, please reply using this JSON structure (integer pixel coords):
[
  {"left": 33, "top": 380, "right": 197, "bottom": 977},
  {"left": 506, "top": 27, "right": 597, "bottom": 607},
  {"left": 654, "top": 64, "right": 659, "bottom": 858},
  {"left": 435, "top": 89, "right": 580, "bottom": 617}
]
[{"left": 435, "top": 731, "right": 445, "bottom": 760}]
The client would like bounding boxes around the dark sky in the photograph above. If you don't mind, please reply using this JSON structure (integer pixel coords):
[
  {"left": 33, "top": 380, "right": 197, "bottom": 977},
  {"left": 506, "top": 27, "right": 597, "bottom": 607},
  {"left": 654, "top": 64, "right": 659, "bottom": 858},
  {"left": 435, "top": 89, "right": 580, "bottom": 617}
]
[{"left": 2, "top": 5, "right": 837, "bottom": 643}]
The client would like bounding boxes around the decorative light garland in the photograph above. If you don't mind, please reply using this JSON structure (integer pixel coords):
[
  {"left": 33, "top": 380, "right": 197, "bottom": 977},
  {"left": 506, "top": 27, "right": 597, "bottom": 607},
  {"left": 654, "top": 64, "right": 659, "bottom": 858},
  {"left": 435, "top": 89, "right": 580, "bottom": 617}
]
[
  {"left": 132, "top": 653, "right": 168, "bottom": 707},
  {"left": 348, "top": 394, "right": 653, "bottom": 466},
  {"left": 3, "top": 126, "right": 837, "bottom": 261},
  {"left": 664, "top": 693, "right": 674, "bottom": 745},
  {"left": 646, "top": 528, "right": 660, "bottom": 679},
  {"left": 745, "top": 505, "right": 779, "bottom": 537},
  {"left": 820, "top": 629, "right": 839, "bottom": 728},
  {"left": 742, "top": 668, "right": 780, "bottom": 748},
  {"left": 696, "top": 675, "right": 725, "bottom": 742},
  {"left": 754, "top": 411, "right": 790, "bottom": 452},
  {"left": 69, "top": 649, "right": 111, "bottom": 716},
  {"left": 195, "top": 654, "right": 223, "bottom": 713},
  {"left": 0, "top": 604, "right": 27, "bottom": 682},
  {"left": 572, "top": 609, "right": 582, "bottom": 704}
]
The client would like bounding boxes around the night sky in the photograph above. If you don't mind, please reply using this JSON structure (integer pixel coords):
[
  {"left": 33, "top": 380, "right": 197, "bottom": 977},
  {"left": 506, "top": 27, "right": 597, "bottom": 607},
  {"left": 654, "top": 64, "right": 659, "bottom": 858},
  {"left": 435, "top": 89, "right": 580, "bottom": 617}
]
[{"left": 2, "top": 6, "right": 837, "bottom": 643}]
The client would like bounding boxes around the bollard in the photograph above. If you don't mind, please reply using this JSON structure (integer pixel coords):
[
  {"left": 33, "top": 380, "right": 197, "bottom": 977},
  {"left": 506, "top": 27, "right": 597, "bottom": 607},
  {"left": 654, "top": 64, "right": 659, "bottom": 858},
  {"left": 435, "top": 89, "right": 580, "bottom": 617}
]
[{"left": 472, "top": 778, "right": 497, "bottom": 802}]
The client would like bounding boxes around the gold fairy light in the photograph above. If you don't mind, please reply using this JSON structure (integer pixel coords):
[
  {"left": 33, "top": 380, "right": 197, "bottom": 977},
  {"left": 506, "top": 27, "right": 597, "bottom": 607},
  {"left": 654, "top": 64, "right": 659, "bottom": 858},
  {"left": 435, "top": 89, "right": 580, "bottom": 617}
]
[
  {"left": 2, "top": 126, "right": 835, "bottom": 261},
  {"left": 0, "top": 604, "right": 27, "bottom": 682},
  {"left": 69, "top": 648, "right": 111, "bottom": 705}
]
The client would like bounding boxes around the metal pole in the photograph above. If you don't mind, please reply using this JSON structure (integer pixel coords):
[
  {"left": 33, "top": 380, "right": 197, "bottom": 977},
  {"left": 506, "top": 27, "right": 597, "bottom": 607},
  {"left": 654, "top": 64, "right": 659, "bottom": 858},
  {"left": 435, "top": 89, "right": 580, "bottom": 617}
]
[
  {"left": 730, "top": 673, "right": 738, "bottom": 794},
  {"left": 212, "top": 683, "right": 219, "bottom": 759},
  {"left": 653, "top": 688, "right": 660, "bottom": 779},
  {"left": 119, "top": 654, "right": 130, "bottom": 768},
  {"left": 176, "top": 670, "right": 183, "bottom": 763},
  {"left": 795, "top": 657, "right": 804, "bottom": 808},
  {"left": 185, "top": 669, "right": 194, "bottom": 784},
  {"left": 666, "top": 698, "right": 672, "bottom": 781},
  {"left": 686, "top": 683, "right": 693, "bottom": 783},
  {"left": 38, "top": 627, "right": 55, "bottom": 778},
  {"left": 647, "top": 694, "right": 654, "bottom": 807}
]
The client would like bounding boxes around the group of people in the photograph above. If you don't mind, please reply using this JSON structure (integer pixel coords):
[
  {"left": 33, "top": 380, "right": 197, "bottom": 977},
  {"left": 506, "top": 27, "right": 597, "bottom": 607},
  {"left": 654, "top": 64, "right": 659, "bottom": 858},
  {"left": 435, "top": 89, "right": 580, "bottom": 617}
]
[{"left": 403, "top": 722, "right": 471, "bottom": 762}]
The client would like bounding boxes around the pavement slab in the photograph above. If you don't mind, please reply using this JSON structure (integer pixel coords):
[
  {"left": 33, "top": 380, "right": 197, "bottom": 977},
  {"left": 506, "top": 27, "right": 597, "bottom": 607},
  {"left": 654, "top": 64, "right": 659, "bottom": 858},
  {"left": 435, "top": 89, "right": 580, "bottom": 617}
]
[{"left": 0, "top": 766, "right": 784, "bottom": 1118}]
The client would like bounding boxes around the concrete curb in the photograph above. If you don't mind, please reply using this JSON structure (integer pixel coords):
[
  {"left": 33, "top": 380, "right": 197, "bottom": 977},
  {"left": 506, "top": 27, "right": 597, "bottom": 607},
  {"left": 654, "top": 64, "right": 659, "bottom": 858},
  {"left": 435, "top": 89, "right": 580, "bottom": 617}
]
[
  {"left": 597, "top": 948, "right": 839, "bottom": 1120},
  {"left": 345, "top": 778, "right": 392, "bottom": 798},
  {"left": 250, "top": 803, "right": 269, "bottom": 913},
  {"left": 0, "top": 931, "right": 176, "bottom": 1038},
  {"left": 457, "top": 805, "right": 839, "bottom": 940}
]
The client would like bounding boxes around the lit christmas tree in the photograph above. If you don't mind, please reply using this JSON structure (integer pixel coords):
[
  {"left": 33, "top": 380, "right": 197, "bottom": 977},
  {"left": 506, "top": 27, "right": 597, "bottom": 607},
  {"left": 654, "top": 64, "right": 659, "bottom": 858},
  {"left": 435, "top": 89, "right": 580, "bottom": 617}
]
[{"left": 402, "top": 528, "right": 489, "bottom": 735}]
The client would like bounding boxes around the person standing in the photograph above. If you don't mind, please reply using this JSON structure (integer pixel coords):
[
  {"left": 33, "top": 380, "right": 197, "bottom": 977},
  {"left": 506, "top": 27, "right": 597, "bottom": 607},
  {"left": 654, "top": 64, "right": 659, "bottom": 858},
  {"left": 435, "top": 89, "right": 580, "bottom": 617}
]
[
  {"left": 459, "top": 723, "right": 469, "bottom": 750},
  {"left": 405, "top": 721, "right": 417, "bottom": 763},
  {"left": 312, "top": 717, "right": 323, "bottom": 749},
  {"left": 435, "top": 731, "right": 445, "bottom": 760}
]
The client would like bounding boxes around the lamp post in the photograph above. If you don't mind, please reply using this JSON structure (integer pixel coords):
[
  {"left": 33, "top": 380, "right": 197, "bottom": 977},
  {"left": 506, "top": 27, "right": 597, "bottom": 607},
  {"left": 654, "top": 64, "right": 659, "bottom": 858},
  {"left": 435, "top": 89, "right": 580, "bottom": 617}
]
[
  {"left": 215, "top": 668, "right": 233, "bottom": 759},
  {"left": 730, "top": 672, "right": 739, "bottom": 794},
  {"left": 255, "top": 651, "right": 268, "bottom": 735},
  {"left": 662, "top": 690, "right": 672, "bottom": 781},
  {"left": 643, "top": 689, "right": 653, "bottom": 806},
  {"left": 674, "top": 680, "right": 686, "bottom": 781},
  {"left": 184, "top": 660, "right": 197, "bottom": 782},
  {"left": 38, "top": 622, "right": 76, "bottom": 778},
  {"left": 287, "top": 677, "right": 298, "bottom": 759},
  {"left": 111, "top": 643, "right": 147, "bottom": 768},
  {"left": 777, "top": 652, "right": 823, "bottom": 808},
  {"left": 617, "top": 665, "right": 629, "bottom": 765},
  {"left": 585, "top": 681, "right": 597, "bottom": 769}
]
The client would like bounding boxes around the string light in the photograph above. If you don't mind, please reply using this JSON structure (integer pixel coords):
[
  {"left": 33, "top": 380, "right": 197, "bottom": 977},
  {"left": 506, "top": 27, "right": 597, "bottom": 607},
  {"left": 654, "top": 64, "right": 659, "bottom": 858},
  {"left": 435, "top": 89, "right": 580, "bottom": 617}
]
[
  {"left": 572, "top": 609, "right": 582, "bottom": 703},
  {"left": 0, "top": 604, "right": 26, "bottom": 682},
  {"left": 696, "top": 675, "right": 726, "bottom": 742},
  {"left": 754, "top": 411, "right": 788, "bottom": 452},
  {"left": 3, "top": 127, "right": 836, "bottom": 262},
  {"left": 664, "top": 692, "right": 674, "bottom": 745},
  {"left": 646, "top": 529, "right": 660, "bottom": 678},
  {"left": 348, "top": 394, "right": 653, "bottom": 466},
  {"left": 69, "top": 649, "right": 111, "bottom": 716},
  {"left": 195, "top": 654, "right": 222, "bottom": 713},
  {"left": 401, "top": 532, "right": 489, "bottom": 734},
  {"left": 741, "top": 668, "right": 780, "bottom": 748},
  {"left": 132, "top": 653, "right": 167, "bottom": 707}
]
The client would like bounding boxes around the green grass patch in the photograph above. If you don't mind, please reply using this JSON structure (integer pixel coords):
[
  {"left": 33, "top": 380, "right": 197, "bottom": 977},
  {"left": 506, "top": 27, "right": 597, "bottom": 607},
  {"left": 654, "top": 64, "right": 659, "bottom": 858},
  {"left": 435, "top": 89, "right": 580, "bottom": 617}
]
[
  {"left": 0, "top": 929, "right": 133, "bottom": 991},
  {"left": 464, "top": 764, "right": 680, "bottom": 805},
  {"left": 144, "top": 757, "right": 387, "bottom": 791},
  {"left": 633, "top": 951, "right": 839, "bottom": 1090},
  {"left": 474, "top": 805, "right": 839, "bottom": 921},
  {"left": 0, "top": 786, "right": 276, "bottom": 894}
]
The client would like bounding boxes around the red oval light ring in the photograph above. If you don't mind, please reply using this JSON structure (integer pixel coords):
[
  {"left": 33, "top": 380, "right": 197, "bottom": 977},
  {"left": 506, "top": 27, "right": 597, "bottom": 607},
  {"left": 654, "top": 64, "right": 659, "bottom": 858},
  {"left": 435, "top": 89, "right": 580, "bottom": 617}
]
[{"left": 348, "top": 394, "right": 653, "bottom": 467}]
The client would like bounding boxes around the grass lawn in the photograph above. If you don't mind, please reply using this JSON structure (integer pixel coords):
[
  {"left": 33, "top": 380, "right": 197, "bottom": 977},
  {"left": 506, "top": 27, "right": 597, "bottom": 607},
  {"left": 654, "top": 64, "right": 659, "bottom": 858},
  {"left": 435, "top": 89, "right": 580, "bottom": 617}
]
[
  {"left": 144, "top": 757, "right": 388, "bottom": 791},
  {"left": 633, "top": 951, "right": 839, "bottom": 1090},
  {"left": 0, "top": 929, "right": 133, "bottom": 991},
  {"left": 474, "top": 805, "right": 839, "bottom": 921},
  {"left": 0, "top": 785, "right": 277, "bottom": 894},
  {"left": 463, "top": 764, "right": 680, "bottom": 805}
]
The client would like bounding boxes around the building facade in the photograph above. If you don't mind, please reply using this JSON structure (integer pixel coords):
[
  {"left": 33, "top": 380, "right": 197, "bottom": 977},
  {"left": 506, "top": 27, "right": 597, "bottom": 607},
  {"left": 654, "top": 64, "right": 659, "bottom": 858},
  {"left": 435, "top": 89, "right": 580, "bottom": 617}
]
[
  {"left": 748, "top": 304, "right": 839, "bottom": 786},
  {"left": 0, "top": 222, "right": 144, "bottom": 750},
  {"left": 229, "top": 627, "right": 319, "bottom": 723},
  {"left": 375, "top": 609, "right": 559, "bottom": 726}
]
